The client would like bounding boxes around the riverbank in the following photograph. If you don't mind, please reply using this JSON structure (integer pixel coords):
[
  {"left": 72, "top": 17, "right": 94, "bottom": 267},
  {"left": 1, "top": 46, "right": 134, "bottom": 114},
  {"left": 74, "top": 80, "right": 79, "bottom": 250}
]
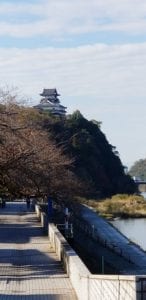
[{"left": 77, "top": 194, "right": 146, "bottom": 219}]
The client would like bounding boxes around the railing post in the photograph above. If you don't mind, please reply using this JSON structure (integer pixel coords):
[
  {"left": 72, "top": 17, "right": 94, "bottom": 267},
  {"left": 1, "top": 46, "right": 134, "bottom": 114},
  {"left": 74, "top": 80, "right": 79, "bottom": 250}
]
[
  {"left": 92, "top": 225, "right": 94, "bottom": 238},
  {"left": 102, "top": 256, "right": 104, "bottom": 274}
]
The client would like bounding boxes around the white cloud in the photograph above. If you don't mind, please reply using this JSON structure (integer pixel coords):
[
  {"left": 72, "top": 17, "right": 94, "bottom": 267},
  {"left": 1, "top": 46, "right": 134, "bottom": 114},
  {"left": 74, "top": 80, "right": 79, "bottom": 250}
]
[
  {"left": 1, "top": 0, "right": 146, "bottom": 167},
  {"left": 0, "top": 43, "right": 146, "bottom": 101},
  {"left": 0, "top": 2, "right": 44, "bottom": 15},
  {"left": 0, "top": 0, "right": 146, "bottom": 37},
  {"left": 0, "top": 41, "right": 146, "bottom": 164}
]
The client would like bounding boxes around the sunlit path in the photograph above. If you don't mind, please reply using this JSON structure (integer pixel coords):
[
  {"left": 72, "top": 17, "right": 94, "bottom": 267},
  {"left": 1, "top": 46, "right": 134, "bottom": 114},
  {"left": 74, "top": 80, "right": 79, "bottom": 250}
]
[{"left": 0, "top": 202, "right": 77, "bottom": 299}]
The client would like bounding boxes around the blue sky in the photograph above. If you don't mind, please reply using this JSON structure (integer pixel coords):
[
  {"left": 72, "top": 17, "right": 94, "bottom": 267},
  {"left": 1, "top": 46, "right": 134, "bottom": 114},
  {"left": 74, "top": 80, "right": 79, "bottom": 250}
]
[{"left": 0, "top": 0, "right": 146, "bottom": 168}]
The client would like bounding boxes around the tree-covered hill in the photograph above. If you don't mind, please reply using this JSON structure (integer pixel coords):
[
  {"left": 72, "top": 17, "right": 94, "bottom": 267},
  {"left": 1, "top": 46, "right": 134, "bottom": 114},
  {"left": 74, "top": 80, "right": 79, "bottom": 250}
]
[
  {"left": 0, "top": 88, "right": 136, "bottom": 199},
  {"left": 43, "top": 110, "right": 136, "bottom": 197},
  {"left": 129, "top": 159, "right": 146, "bottom": 181}
]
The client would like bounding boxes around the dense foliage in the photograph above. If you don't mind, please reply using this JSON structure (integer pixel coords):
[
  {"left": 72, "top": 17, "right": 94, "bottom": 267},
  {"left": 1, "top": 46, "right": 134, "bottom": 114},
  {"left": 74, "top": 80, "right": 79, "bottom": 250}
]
[
  {"left": 43, "top": 110, "right": 136, "bottom": 197},
  {"left": 129, "top": 159, "right": 146, "bottom": 181}
]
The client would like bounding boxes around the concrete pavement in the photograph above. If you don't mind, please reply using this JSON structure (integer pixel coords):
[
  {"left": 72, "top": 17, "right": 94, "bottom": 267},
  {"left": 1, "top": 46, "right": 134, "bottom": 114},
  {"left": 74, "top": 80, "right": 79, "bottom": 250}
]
[{"left": 0, "top": 202, "right": 77, "bottom": 299}]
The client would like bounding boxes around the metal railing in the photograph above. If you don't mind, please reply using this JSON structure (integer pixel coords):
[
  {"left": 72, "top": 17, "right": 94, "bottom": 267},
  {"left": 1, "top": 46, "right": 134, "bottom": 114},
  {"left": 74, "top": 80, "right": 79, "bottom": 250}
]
[
  {"left": 56, "top": 223, "right": 74, "bottom": 239},
  {"left": 74, "top": 217, "right": 134, "bottom": 265}
]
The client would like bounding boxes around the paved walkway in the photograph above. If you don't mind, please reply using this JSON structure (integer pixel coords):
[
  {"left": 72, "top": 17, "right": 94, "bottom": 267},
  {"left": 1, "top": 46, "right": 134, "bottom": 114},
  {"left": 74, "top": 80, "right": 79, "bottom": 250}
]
[{"left": 0, "top": 202, "right": 77, "bottom": 299}]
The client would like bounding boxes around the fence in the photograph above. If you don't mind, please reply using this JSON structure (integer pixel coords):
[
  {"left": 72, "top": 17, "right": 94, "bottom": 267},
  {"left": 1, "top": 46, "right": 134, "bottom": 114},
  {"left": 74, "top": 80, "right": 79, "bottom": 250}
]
[{"left": 36, "top": 204, "right": 146, "bottom": 300}]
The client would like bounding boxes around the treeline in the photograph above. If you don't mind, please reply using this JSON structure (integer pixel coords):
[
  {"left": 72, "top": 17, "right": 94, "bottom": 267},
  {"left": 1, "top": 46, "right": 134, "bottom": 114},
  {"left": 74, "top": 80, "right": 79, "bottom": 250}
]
[
  {"left": 129, "top": 159, "right": 146, "bottom": 181},
  {"left": 0, "top": 91, "right": 136, "bottom": 200}
]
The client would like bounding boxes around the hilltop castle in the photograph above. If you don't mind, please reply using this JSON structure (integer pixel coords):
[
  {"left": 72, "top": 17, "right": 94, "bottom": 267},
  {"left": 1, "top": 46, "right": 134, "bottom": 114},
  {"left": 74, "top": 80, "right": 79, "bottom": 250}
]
[{"left": 34, "top": 88, "right": 67, "bottom": 116}]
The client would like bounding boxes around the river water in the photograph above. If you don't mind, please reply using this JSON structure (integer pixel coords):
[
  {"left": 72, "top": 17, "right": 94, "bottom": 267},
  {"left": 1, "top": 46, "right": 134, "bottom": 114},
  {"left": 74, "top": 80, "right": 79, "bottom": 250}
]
[
  {"left": 142, "top": 192, "right": 146, "bottom": 199},
  {"left": 111, "top": 192, "right": 146, "bottom": 251}
]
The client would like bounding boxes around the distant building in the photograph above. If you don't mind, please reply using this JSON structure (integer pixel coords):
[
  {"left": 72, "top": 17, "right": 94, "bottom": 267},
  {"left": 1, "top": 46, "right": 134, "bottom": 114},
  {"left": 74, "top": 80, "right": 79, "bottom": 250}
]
[{"left": 34, "top": 88, "right": 67, "bottom": 116}]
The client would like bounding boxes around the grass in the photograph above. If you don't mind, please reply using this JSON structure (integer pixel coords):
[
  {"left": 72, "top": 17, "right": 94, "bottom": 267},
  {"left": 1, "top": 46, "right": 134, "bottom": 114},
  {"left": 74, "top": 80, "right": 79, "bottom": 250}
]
[{"left": 76, "top": 194, "right": 146, "bottom": 219}]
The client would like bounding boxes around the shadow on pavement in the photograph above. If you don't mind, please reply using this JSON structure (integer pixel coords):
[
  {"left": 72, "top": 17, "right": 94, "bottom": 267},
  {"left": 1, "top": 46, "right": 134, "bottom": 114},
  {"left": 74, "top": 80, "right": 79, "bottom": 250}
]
[
  {"left": 0, "top": 248, "right": 64, "bottom": 279},
  {"left": 0, "top": 295, "right": 64, "bottom": 299}
]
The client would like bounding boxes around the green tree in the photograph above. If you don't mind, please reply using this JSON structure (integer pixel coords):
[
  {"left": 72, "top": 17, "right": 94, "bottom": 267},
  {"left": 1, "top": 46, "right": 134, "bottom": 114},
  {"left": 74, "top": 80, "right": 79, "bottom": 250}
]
[
  {"left": 43, "top": 109, "right": 137, "bottom": 197},
  {"left": 129, "top": 159, "right": 146, "bottom": 181}
]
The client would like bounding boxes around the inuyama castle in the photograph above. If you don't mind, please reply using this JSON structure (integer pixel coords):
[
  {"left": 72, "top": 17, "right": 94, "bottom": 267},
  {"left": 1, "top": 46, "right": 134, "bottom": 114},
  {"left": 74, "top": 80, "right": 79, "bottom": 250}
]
[{"left": 34, "top": 88, "right": 67, "bottom": 116}]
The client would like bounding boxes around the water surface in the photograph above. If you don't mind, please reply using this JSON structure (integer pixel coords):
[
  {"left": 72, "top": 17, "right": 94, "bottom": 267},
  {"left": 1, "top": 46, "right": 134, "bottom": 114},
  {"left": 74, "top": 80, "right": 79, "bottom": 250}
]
[
  {"left": 141, "top": 192, "right": 146, "bottom": 199},
  {"left": 111, "top": 218, "right": 146, "bottom": 250}
]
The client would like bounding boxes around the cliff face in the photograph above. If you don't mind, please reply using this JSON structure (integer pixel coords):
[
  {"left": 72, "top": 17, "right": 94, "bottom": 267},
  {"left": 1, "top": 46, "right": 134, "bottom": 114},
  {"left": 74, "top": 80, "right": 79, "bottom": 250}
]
[{"left": 43, "top": 111, "right": 137, "bottom": 197}]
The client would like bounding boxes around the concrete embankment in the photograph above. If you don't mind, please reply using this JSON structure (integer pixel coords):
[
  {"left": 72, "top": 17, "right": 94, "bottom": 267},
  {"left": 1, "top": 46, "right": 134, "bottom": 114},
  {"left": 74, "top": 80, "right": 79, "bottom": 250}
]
[
  {"left": 48, "top": 220, "right": 146, "bottom": 300},
  {"left": 38, "top": 203, "right": 146, "bottom": 299},
  {"left": 37, "top": 202, "right": 146, "bottom": 274},
  {"left": 74, "top": 205, "right": 146, "bottom": 274}
]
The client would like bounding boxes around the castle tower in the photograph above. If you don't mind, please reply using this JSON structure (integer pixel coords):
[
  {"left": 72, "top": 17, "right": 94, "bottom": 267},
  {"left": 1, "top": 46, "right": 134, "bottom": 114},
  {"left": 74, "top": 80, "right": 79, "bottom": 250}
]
[{"left": 34, "top": 88, "right": 67, "bottom": 116}]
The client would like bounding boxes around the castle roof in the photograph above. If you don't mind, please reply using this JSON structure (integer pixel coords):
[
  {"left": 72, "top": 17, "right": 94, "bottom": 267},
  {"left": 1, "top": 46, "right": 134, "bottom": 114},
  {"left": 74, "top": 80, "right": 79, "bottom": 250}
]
[{"left": 40, "top": 88, "right": 60, "bottom": 97}]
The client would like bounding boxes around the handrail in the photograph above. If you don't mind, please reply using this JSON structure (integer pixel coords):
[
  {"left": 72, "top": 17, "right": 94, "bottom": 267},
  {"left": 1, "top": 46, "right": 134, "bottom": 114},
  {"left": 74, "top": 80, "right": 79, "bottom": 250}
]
[{"left": 74, "top": 216, "right": 134, "bottom": 264}]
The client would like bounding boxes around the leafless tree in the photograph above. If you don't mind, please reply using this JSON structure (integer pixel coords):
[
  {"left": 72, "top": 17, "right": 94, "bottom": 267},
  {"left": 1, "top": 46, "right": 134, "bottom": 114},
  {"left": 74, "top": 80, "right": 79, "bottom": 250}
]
[{"left": 0, "top": 91, "right": 82, "bottom": 200}]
